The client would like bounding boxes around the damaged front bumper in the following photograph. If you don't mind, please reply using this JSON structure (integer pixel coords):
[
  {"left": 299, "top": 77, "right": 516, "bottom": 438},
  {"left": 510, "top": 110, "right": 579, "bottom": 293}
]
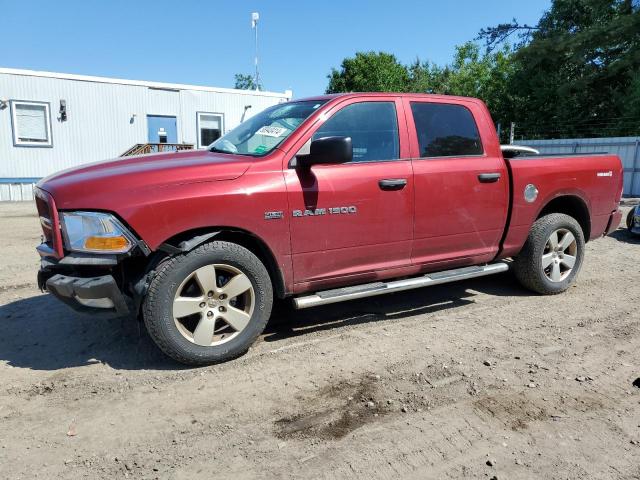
[
  {"left": 41, "top": 272, "right": 130, "bottom": 315},
  {"left": 38, "top": 252, "right": 133, "bottom": 316}
]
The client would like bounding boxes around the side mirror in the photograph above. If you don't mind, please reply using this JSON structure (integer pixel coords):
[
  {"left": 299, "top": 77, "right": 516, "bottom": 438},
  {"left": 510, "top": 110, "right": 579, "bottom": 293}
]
[{"left": 295, "top": 136, "right": 352, "bottom": 169}]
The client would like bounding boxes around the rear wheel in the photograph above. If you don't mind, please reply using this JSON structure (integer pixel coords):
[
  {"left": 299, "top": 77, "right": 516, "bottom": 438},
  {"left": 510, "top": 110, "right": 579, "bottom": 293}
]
[
  {"left": 513, "top": 213, "right": 585, "bottom": 295},
  {"left": 143, "top": 241, "right": 273, "bottom": 365}
]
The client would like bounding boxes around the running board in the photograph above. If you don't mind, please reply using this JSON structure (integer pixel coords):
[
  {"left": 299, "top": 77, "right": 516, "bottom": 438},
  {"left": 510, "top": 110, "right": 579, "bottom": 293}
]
[{"left": 293, "top": 262, "right": 509, "bottom": 309}]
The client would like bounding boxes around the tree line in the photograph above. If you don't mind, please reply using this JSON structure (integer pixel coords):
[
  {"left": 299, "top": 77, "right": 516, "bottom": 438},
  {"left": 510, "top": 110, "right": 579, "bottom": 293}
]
[{"left": 325, "top": 0, "right": 640, "bottom": 141}]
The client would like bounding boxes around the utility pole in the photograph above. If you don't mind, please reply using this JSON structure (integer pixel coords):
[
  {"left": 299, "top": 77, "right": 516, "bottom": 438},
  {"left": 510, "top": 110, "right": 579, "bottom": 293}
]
[
  {"left": 510, "top": 122, "right": 516, "bottom": 144},
  {"left": 251, "top": 12, "right": 260, "bottom": 91}
]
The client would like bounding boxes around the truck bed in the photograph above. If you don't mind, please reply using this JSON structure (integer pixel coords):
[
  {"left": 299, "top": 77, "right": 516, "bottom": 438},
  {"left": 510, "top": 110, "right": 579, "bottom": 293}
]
[{"left": 500, "top": 153, "right": 623, "bottom": 257}]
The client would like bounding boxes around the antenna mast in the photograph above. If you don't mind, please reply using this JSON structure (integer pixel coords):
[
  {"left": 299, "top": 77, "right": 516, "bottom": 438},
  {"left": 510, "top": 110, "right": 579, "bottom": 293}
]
[{"left": 251, "top": 12, "right": 260, "bottom": 90}]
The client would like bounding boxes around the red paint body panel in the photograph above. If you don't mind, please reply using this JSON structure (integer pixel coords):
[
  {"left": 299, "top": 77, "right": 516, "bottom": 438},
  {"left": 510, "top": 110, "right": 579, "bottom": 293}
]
[
  {"left": 34, "top": 188, "right": 64, "bottom": 258},
  {"left": 285, "top": 160, "right": 414, "bottom": 291},
  {"left": 36, "top": 92, "right": 624, "bottom": 296},
  {"left": 500, "top": 154, "right": 623, "bottom": 257}
]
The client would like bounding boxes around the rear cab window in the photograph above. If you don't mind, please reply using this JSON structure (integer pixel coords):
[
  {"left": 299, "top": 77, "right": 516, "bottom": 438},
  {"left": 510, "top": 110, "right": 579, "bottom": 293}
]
[{"left": 410, "top": 102, "right": 483, "bottom": 158}]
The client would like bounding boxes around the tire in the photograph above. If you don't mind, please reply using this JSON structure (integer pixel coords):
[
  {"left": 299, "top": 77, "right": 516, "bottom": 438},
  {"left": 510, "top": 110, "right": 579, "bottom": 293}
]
[
  {"left": 143, "top": 241, "right": 273, "bottom": 366},
  {"left": 627, "top": 208, "right": 636, "bottom": 231},
  {"left": 513, "top": 213, "right": 585, "bottom": 295}
]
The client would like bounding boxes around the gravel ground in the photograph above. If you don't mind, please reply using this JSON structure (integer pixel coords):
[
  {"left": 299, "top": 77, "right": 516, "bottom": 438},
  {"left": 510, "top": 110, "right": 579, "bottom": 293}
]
[{"left": 0, "top": 201, "right": 639, "bottom": 479}]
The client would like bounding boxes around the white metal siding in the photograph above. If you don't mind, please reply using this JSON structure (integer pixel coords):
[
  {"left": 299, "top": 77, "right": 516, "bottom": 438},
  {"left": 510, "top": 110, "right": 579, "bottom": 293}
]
[
  {"left": 0, "top": 182, "right": 36, "bottom": 201},
  {"left": 520, "top": 137, "right": 640, "bottom": 196},
  {"left": 0, "top": 69, "right": 290, "bottom": 200}
]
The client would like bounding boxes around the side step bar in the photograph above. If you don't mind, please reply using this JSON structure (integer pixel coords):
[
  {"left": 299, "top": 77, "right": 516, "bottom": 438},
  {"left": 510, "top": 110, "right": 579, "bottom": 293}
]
[{"left": 293, "top": 262, "right": 509, "bottom": 309}]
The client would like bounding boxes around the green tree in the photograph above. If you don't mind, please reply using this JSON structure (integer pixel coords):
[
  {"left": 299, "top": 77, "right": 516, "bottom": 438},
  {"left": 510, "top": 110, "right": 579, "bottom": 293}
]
[
  {"left": 326, "top": 1, "right": 640, "bottom": 139},
  {"left": 481, "top": 0, "right": 640, "bottom": 138},
  {"left": 624, "top": 72, "right": 640, "bottom": 119},
  {"left": 326, "top": 52, "right": 410, "bottom": 93},
  {"left": 234, "top": 73, "right": 260, "bottom": 90},
  {"left": 327, "top": 44, "right": 518, "bottom": 138},
  {"left": 407, "top": 59, "right": 448, "bottom": 94},
  {"left": 409, "top": 43, "right": 518, "bottom": 140}
]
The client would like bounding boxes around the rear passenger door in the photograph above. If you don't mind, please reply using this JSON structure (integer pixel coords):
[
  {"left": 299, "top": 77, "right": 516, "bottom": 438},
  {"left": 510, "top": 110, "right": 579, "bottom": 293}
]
[{"left": 404, "top": 98, "right": 509, "bottom": 268}]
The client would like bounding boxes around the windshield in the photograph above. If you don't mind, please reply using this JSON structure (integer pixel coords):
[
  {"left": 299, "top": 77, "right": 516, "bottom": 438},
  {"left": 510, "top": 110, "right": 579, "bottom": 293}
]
[{"left": 209, "top": 100, "right": 326, "bottom": 156}]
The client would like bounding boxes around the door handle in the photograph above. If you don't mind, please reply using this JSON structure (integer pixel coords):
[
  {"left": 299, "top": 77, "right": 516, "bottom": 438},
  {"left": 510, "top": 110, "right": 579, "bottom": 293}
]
[
  {"left": 378, "top": 178, "right": 408, "bottom": 191},
  {"left": 478, "top": 173, "right": 501, "bottom": 183}
]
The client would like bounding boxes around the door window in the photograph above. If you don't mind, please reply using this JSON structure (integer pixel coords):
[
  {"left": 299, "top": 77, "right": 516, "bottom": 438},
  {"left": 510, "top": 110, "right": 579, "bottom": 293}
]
[
  {"left": 313, "top": 102, "right": 399, "bottom": 162},
  {"left": 410, "top": 102, "right": 483, "bottom": 157}
]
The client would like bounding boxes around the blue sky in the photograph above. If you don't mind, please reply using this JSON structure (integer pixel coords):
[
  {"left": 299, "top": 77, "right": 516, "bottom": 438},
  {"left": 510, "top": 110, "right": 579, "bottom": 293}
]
[{"left": 1, "top": 0, "right": 551, "bottom": 98}]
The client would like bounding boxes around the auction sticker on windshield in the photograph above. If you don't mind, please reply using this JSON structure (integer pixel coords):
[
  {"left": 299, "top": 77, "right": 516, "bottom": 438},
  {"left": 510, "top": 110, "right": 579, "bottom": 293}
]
[{"left": 255, "top": 126, "right": 288, "bottom": 137}]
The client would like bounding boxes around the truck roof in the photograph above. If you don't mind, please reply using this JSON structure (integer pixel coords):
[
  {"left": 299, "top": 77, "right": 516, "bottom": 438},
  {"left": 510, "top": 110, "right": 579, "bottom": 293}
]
[{"left": 295, "top": 92, "right": 483, "bottom": 103}]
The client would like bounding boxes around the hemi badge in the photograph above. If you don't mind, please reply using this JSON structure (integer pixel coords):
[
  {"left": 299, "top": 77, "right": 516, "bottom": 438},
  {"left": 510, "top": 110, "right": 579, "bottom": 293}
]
[
  {"left": 264, "top": 211, "right": 283, "bottom": 220},
  {"left": 597, "top": 171, "right": 613, "bottom": 177}
]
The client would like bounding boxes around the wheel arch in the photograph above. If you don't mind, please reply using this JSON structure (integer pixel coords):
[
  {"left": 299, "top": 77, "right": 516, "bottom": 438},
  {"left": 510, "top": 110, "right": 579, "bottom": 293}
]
[
  {"left": 157, "top": 227, "right": 287, "bottom": 299},
  {"left": 536, "top": 195, "right": 591, "bottom": 241}
]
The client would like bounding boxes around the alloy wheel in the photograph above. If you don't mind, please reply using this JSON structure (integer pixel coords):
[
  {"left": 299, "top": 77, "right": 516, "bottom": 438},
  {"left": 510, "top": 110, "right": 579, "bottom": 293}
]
[
  {"left": 172, "top": 264, "right": 255, "bottom": 346},
  {"left": 541, "top": 228, "right": 577, "bottom": 282}
]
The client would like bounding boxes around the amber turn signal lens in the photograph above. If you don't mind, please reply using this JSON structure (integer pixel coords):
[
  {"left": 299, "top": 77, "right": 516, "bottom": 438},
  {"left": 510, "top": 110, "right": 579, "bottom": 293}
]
[{"left": 84, "top": 236, "right": 130, "bottom": 251}]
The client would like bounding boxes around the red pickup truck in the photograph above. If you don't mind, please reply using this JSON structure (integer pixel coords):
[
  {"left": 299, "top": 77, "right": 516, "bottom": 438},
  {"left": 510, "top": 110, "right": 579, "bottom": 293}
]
[{"left": 35, "top": 93, "right": 624, "bottom": 365}]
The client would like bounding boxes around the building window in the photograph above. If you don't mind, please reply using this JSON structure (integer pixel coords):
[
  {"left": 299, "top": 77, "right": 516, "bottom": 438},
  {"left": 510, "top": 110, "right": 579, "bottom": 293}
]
[
  {"left": 197, "top": 112, "right": 224, "bottom": 148},
  {"left": 11, "top": 101, "right": 53, "bottom": 147}
]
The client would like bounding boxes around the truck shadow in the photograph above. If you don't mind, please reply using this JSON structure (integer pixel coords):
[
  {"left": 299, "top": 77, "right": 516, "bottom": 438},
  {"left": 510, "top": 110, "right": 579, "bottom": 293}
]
[
  {"left": 0, "top": 292, "right": 178, "bottom": 371},
  {"left": 263, "top": 274, "right": 512, "bottom": 342},
  {"left": 0, "top": 272, "right": 530, "bottom": 371},
  {"left": 608, "top": 228, "right": 640, "bottom": 244}
]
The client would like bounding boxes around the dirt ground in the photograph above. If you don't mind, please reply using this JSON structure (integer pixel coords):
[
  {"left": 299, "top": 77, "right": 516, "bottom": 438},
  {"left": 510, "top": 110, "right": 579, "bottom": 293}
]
[{"left": 0, "top": 201, "right": 639, "bottom": 480}]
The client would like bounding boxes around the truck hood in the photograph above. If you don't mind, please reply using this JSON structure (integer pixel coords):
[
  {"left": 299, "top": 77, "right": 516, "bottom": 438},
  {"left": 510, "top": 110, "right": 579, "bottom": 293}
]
[{"left": 38, "top": 149, "right": 253, "bottom": 210}]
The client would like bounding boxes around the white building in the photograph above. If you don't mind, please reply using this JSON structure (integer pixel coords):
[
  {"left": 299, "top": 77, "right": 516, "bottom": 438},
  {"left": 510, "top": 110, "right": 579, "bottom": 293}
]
[{"left": 0, "top": 68, "right": 292, "bottom": 201}]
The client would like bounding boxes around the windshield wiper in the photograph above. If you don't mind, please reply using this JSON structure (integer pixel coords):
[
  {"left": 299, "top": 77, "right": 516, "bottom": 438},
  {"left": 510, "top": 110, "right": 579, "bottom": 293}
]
[{"left": 209, "top": 146, "right": 232, "bottom": 154}]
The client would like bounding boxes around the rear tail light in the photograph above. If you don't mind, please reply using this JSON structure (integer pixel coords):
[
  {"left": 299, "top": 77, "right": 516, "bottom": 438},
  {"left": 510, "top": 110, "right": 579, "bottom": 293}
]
[{"left": 618, "top": 164, "right": 624, "bottom": 204}]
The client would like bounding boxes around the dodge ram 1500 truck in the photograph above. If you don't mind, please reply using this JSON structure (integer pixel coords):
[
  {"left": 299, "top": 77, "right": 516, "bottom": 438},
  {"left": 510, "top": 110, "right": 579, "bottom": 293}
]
[{"left": 35, "top": 93, "right": 624, "bottom": 365}]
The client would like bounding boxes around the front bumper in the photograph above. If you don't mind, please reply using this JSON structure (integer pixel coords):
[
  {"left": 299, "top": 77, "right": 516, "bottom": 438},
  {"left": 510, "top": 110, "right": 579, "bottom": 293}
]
[
  {"left": 39, "top": 269, "right": 130, "bottom": 316},
  {"left": 38, "top": 251, "right": 132, "bottom": 315}
]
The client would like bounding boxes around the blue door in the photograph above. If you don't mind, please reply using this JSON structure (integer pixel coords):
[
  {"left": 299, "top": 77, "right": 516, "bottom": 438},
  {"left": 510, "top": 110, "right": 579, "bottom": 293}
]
[{"left": 147, "top": 115, "right": 177, "bottom": 144}]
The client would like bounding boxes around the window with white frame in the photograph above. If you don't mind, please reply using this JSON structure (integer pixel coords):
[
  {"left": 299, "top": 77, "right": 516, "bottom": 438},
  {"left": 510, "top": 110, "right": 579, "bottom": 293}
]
[
  {"left": 11, "top": 101, "right": 53, "bottom": 147},
  {"left": 197, "top": 112, "right": 223, "bottom": 148}
]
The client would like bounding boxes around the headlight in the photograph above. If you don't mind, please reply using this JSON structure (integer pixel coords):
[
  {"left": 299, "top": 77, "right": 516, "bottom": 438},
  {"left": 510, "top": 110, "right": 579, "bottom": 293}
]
[{"left": 60, "top": 211, "right": 137, "bottom": 253}]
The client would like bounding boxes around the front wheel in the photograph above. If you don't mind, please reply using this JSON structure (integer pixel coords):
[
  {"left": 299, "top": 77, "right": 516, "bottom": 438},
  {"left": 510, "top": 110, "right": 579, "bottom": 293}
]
[
  {"left": 513, "top": 213, "right": 585, "bottom": 295},
  {"left": 143, "top": 241, "right": 273, "bottom": 365}
]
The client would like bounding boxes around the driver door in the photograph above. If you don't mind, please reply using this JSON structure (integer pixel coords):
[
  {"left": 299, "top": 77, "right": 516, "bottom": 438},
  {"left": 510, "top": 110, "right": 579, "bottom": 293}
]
[{"left": 284, "top": 98, "right": 414, "bottom": 291}]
